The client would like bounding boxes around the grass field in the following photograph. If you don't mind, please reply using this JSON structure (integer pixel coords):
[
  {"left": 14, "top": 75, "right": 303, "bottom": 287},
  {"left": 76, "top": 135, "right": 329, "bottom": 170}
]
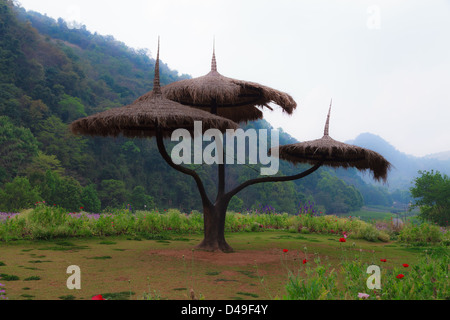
[{"left": 0, "top": 230, "right": 443, "bottom": 300}]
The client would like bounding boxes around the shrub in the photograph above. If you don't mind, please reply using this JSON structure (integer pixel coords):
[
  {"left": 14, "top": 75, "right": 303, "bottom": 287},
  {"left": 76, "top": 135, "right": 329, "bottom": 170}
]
[
  {"left": 81, "top": 184, "right": 101, "bottom": 213},
  {"left": 398, "top": 222, "right": 443, "bottom": 244},
  {"left": 0, "top": 177, "right": 41, "bottom": 211}
]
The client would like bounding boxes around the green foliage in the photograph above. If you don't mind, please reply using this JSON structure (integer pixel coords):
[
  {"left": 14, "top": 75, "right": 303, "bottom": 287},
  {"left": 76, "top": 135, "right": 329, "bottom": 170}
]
[
  {"left": 410, "top": 170, "right": 450, "bottom": 226},
  {"left": 397, "top": 222, "right": 443, "bottom": 244},
  {"left": 0, "top": 176, "right": 41, "bottom": 211},
  {"left": 314, "top": 171, "right": 364, "bottom": 214},
  {"left": 380, "top": 250, "right": 449, "bottom": 300},
  {"left": 228, "top": 196, "right": 244, "bottom": 212},
  {"left": 284, "top": 259, "right": 339, "bottom": 300},
  {"left": 0, "top": 116, "right": 39, "bottom": 183},
  {"left": 35, "top": 116, "right": 89, "bottom": 173},
  {"left": 57, "top": 94, "right": 86, "bottom": 123},
  {"left": 98, "top": 180, "right": 128, "bottom": 210},
  {"left": 81, "top": 184, "right": 101, "bottom": 213},
  {"left": 129, "top": 186, "right": 154, "bottom": 211},
  {"left": 21, "top": 151, "right": 64, "bottom": 186},
  {"left": 0, "top": 273, "right": 19, "bottom": 281},
  {"left": 39, "top": 170, "right": 83, "bottom": 211}
]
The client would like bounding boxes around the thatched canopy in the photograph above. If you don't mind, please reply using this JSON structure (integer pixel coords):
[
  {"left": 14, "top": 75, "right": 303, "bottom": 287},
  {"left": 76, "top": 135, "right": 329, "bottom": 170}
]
[
  {"left": 161, "top": 45, "right": 296, "bottom": 123},
  {"left": 70, "top": 40, "right": 238, "bottom": 139},
  {"left": 270, "top": 105, "right": 391, "bottom": 182}
]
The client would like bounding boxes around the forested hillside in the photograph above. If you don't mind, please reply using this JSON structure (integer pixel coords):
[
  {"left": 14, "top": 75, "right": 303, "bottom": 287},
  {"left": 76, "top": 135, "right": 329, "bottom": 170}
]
[{"left": 0, "top": 0, "right": 397, "bottom": 214}]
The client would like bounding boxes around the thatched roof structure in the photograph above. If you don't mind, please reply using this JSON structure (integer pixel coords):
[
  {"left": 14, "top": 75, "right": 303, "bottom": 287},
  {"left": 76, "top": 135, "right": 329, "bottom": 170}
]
[
  {"left": 70, "top": 40, "right": 238, "bottom": 139},
  {"left": 270, "top": 105, "right": 391, "bottom": 182},
  {"left": 161, "top": 44, "right": 296, "bottom": 123}
]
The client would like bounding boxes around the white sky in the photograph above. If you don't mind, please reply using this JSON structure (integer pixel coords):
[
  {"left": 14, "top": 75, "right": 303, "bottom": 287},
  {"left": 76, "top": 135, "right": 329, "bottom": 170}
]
[{"left": 17, "top": 0, "right": 450, "bottom": 157}]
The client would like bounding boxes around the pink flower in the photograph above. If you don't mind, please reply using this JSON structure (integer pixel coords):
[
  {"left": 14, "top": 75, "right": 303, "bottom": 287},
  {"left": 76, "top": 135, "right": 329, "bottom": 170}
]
[{"left": 358, "top": 293, "right": 370, "bottom": 299}]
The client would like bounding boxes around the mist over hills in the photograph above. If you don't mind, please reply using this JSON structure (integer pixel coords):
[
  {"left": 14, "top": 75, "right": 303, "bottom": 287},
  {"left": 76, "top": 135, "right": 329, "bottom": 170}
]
[
  {"left": 346, "top": 133, "right": 450, "bottom": 190},
  {"left": 424, "top": 150, "right": 450, "bottom": 161}
]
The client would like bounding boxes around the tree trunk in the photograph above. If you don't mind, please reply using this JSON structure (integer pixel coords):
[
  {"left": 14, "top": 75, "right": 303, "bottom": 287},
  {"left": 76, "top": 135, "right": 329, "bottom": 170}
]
[{"left": 194, "top": 199, "right": 233, "bottom": 252}]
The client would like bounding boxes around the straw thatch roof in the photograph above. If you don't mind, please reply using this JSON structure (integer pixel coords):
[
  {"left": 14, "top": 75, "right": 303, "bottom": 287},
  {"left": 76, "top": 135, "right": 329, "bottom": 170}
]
[
  {"left": 161, "top": 45, "right": 297, "bottom": 123},
  {"left": 270, "top": 105, "right": 391, "bottom": 182},
  {"left": 196, "top": 105, "right": 262, "bottom": 123},
  {"left": 70, "top": 40, "right": 238, "bottom": 139}
]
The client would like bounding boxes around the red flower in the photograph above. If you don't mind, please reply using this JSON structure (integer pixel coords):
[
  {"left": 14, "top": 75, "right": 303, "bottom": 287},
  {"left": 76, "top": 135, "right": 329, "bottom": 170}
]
[
  {"left": 303, "top": 259, "right": 308, "bottom": 264},
  {"left": 283, "top": 249, "right": 288, "bottom": 253},
  {"left": 92, "top": 294, "right": 105, "bottom": 300},
  {"left": 402, "top": 264, "right": 409, "bottom": 268},
  {"left": 380, "top": 259, "right": 387, "bottom": 262},
  {"left": 396, "top": 274, "right": 404, "bottom": 279},
  {"left": 339, "top": 238, "right": 346, "bottom": 242}
]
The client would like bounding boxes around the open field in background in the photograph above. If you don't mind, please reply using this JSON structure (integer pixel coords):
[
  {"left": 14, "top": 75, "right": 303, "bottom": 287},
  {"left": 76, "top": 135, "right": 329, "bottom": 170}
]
[{"left": 338, "top": 205, "right": 419, "bottom": 222}]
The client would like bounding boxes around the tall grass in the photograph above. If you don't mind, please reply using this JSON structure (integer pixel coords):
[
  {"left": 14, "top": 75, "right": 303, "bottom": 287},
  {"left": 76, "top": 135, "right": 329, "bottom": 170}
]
[
  {"left": 2, "top": 204, "right": 449, "bottom": 244},
  {"left": 0, "top": 205, "right": 203, "bottom": 240}
]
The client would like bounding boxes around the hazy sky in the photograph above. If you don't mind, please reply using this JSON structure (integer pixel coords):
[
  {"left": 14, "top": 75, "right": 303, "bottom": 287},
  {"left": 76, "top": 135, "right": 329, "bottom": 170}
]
[{"left": 17, "top": 0, "right": 450, "bottom": 157}]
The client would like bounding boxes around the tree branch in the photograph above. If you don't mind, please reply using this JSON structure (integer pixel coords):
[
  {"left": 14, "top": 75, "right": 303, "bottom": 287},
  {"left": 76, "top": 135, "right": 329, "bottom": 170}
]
[
  {"left": 224, "top": 162, "right": 323, "bottom": 203},
  {"left": 155, "top": 128, "right": 212, "bottom": 208}
]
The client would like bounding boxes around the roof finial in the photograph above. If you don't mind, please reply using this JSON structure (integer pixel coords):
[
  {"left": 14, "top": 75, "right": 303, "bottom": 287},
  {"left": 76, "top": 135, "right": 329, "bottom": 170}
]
[
  {"left": 211, "top": 36, "right": 217, "bottom": 72},
  {"left": 153, "top": 36, "right": 162, "bottom": 95},
  {"left": 324, "top": 99, "right": 332, "bottom": 136}
]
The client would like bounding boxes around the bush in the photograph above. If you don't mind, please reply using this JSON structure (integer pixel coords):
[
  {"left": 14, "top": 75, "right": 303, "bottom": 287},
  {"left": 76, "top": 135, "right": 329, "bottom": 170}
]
[
  {"left": 398, "top": 222, "right": 443, "bottom": 244},
  {"left": 358, "top": 224, "right": 381, "bottom": 242},
  {"left": 81, "top": 184, "right": 101, "bottom": 213},
  {"left": 0, "top": 176, "right": 41, "bottom": 211},
  {"left": 39, "top": 170, "right": 83, "bottom": 211}
]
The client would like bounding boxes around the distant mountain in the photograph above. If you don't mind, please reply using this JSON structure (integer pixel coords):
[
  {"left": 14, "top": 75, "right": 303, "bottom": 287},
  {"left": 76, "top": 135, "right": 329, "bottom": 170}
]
[
  {"left": 347, "top": 133, "right": 450, "bottom": 190},
  {"left": 424, "top": 150, "right": 450, "bottom": 161}
]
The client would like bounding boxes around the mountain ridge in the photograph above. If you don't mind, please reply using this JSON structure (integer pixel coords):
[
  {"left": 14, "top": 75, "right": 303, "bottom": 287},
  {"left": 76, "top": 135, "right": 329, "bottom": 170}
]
[{"left": 346, "top": 132, "right": 450, "bottom": 190}]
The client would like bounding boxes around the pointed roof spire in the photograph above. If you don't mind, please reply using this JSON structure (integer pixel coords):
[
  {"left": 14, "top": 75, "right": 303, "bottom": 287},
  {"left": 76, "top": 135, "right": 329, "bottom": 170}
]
[
  {"left": 211, "top": 36, "right": 217, "bottom": 72},
  {"left": 153, "top": 36, "right": 162, "bottom": 95},
  {"left": 324, "top": 99, "right": 332, "bottom": 136}
]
